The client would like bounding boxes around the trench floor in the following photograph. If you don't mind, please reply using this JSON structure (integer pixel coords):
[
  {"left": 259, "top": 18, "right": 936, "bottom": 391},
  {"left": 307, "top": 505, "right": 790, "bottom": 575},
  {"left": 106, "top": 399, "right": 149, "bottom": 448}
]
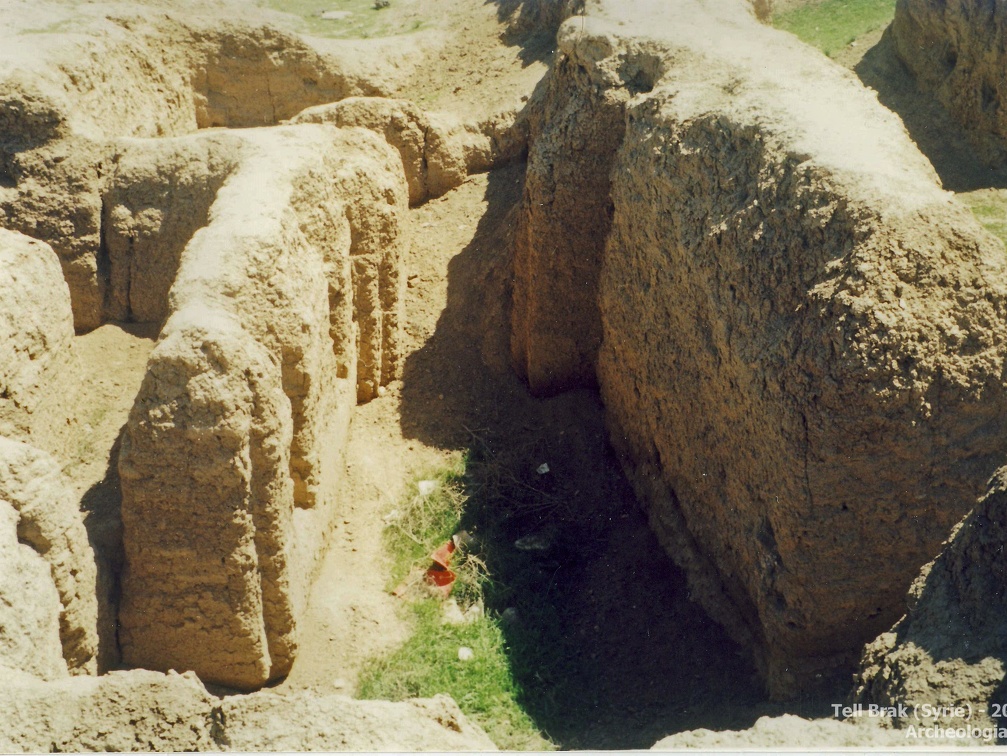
[{"left": 283, "top": 163, "right": 848, "bottom": 748}]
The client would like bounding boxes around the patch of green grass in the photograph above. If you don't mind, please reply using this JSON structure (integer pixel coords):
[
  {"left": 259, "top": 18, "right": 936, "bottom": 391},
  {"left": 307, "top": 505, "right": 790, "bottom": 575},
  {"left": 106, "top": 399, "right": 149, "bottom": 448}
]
[
  {"left": 359, "top": 458, "right": 555, "bottom": 751},
  {"left": 382, "top": 454, "right": 467, "bottom": 591},
  {"left": 773, "top": 0, "right": 896, "bottom": 57},
  {"left": 961, "top": 190, "right": 1007, "bottom": 249},
  {"left": 359, "top": 600, "right": 552, "bottom": 750},
  {"left": 258, "top": 0, "right": 425, "bottom": 39}
]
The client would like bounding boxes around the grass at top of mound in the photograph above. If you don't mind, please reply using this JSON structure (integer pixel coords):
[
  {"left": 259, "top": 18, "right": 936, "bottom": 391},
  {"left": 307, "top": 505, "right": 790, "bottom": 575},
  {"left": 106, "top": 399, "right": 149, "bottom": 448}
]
[
  {"left": 357, "top": 455, "right": 555, "bottom": 751},
  {"left": 773, "top": 0, "right": 896, "bottom": 58},
  {"left": 259, "top": 0, "right": 426, "bottom": 39},
  {"left": 960, "top": 189, "right": 1007, "bottom": 250}
]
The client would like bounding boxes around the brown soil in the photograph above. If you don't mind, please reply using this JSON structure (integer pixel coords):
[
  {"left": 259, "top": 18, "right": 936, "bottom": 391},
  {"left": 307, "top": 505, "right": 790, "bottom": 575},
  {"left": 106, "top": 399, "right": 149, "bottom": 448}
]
[
  {"left": 395, "top": 0, "right": 557, "bottom": 119},
  {"left": 282, "top": 156, "right": 847, "bottom": 748},
  {"left": 239, "top": 1, "right": 859, "bottom": 746},
  {"left": 287, "top": 2, "right": 1007, "bottom": 746},
  {"left": 12, "top": 0, "right": 982, "bottom": 748},
  {"left": 63, "top": 325, "right": 157, "bottom": 499}
]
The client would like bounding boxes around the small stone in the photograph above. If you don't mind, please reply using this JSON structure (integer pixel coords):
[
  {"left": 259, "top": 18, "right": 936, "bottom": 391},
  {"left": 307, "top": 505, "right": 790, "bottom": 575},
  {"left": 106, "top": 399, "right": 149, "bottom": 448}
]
[
  {"left": 452, "top": 530, "right": 477, "bottom": 550},
  {"left": 514, "top": 532, "right": 553, "bottom": 551},
  {"left": 442, "top": 599, "right": 467, "bottom": 625},
  {"left": 457, "top": 646, "right": 474, "bottom": 662},
  {"left": 418, "top": 480, "right": 437, "bottom": 497},
  {"left": 536, "top": 462, "right": 550, "bottom": 475}
]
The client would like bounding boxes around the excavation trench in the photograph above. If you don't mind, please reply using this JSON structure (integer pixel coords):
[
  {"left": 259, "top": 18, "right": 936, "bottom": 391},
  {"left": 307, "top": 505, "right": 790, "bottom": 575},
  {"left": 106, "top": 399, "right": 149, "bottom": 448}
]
[
  {"left": 7, "top": 0, "right": 1007, "bottom": 749},
  {"left": 390, "top": 163, "right": 848, "bottom": 747}
]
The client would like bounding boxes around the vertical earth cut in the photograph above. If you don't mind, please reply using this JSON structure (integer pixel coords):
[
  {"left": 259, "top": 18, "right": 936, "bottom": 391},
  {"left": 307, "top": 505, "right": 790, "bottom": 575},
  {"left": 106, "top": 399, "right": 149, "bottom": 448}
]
[
  {"left": 511, "top": 0, "right": 1007, "bottom": 695},
  {"left": 118, "top": 125, "right": 406, "bottom": 690},
  {"left": 852, "top": 466, "right": 1007, "bottom": 737},
  {"left": 890, "top": 0, "right": 1007, "bottom": 166}
]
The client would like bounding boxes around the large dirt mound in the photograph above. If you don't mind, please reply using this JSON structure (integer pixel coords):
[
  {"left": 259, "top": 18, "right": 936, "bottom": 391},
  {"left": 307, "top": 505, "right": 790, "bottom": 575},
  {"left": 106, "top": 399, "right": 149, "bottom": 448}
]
[
  {"left": 853, "top": 466, "right": 1007, "bottom": 743},
  {"left": 114, "top": 123, "right": 407, "bottom": 689},
  {"left": 0, "top": 668, "right": 494, "bottom": 752},
  {"left": 511, "top": 0, "right": 1007, "bottom": 695},
  {"left": 890, "top": 0, "right": 1007, "bottom": 167}
]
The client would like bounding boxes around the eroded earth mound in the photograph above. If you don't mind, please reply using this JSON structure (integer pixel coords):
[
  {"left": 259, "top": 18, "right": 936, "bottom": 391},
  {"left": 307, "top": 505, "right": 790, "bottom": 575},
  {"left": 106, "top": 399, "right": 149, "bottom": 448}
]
[
  {"left": 117, "top": 124, "right": 407, "bottom": 689},
  {"left": 4, "top": 0, "right": 1007, "bottom": 749},
  {"left": 890, "top": 0, "right": 1007, "bottom": 166},
  {"left": 0, "top": 669, "right": 495, "bottom": 752},
  {"left": 512, "top": 0, "right": 1007, "bottom": 694},
  {"left": 852, "top": 467, "right": 1007, "bottom": 742}
]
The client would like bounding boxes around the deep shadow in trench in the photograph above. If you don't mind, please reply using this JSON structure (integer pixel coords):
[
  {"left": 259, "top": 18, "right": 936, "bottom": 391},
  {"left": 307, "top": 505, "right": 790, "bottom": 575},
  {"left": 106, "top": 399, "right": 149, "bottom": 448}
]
[
  {"left": 79, "top": 426, "right": 125, "bottom": 673},
  {"left": 484, "top": 0, "right": 577, "bottom": 66},
  {"left": 855, "top": 29, "right": 1007, "bottom": 192},
  {"left": 397, "top": 163, "right": 843, "bottom": 748}
]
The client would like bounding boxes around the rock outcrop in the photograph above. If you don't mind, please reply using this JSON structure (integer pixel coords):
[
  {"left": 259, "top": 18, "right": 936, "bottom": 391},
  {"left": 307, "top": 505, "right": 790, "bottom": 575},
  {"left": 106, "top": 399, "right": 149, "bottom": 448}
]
[
  {"left": 118, "top": 124, "right": 407, "bottom": 690},
  {"left": 0, "top": 438, "right": 99, "bottom": 675},
  {"left": 853, "top": 466, "right": 1007, "bottom": 742},
  {"left": 0, "top": 670, "right": 495, "bottom": 753},
  {"left": 890, "top": 0, "right": 1007, "bottom": 166},
  {"left": 0, "top": 230, "right": 76, "bottom": 442},
  {"left": 511, "top": 0, "right": 1007, "bottom": 695}
]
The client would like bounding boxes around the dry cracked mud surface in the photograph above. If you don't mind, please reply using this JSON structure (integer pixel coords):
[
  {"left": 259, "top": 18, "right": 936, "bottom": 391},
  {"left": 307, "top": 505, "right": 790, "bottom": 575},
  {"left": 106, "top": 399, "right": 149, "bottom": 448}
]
[{"left": 7, "top": 0, "right": 1007, "bottom": 750}]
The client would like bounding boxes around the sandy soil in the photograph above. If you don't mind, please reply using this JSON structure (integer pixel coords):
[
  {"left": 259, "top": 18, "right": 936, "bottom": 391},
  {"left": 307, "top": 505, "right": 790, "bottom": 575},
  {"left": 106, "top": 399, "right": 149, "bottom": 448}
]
[
  {"left": 24, "top": 0, "right": 982, "bottom": 747},
  {"left": 281, "top": 157, "right": 849, "bottom": 746},
  {"left": 61, "top": 325, "right": 157, "bottom": 498},
  {"left": 258, "top": 1, "right": 861, "bottom": 746},
  {"left": 396, "top": 0, "right": 556, "bottom": 120}
]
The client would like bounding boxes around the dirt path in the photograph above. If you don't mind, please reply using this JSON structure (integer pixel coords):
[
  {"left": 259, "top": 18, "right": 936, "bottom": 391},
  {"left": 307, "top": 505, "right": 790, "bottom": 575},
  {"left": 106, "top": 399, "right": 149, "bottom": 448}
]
[
  {"left": 278, "top": 395, "right": 434, "bottom": 694},
  {"left": 279, "top": 167, "right": 512, "bottom": 695}
]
